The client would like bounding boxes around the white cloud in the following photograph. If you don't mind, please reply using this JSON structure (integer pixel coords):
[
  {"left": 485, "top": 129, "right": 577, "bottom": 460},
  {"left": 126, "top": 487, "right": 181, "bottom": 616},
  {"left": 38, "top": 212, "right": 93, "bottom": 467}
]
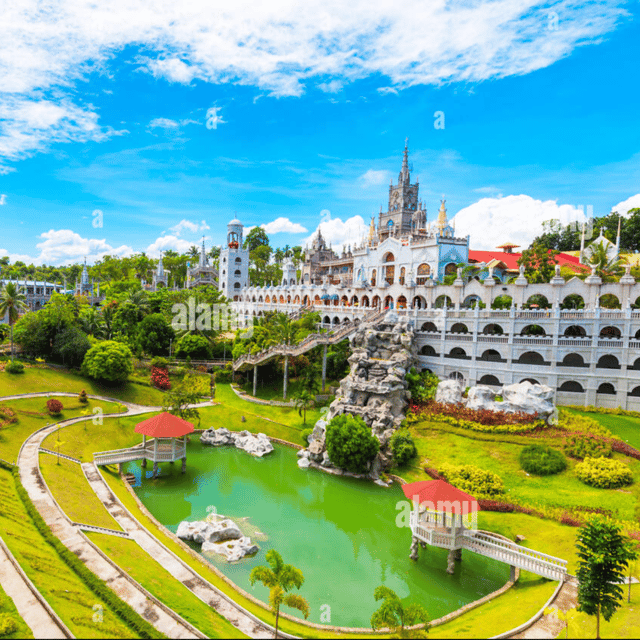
[
  {"left": 146, "top": 234, "right": 199, "bottom": 257},
  {"left": 0, "top": 194, "right": 6, "bottom": 205},
  {"left": 317, "top": 80, "right": 343, "bottom": 93},
  {"left": 451, "top": 195, "right": 587, "bottom": 251},
  {"left": 359, "top": 169, "right": 392, "bottom": 188},
  {"left": 0, "top": 1, "right": 628, "bottom": 167},
  {"left": 168, "top": 219, "right": 210, "bottom": 236},
  {"left": 377, "top": 87, "right": 398, "bottom": 95},
  {"left": 304, "top": 215, "right": 367, "bottom": 252},
  {"left": 612, "top": 194, "right": 640, "bottom": 217},
  {"left": 262, "top": 217, "right": 308, "bottom": 234},
  {"left": 149, "top": 117, "right": 180, "bottom": 128}
]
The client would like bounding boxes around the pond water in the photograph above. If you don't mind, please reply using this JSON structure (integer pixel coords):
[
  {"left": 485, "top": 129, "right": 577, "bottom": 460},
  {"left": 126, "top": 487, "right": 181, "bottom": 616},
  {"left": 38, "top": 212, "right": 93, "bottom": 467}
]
[{"left": 126, "top": 441, "right": 508, "bottom": 627}]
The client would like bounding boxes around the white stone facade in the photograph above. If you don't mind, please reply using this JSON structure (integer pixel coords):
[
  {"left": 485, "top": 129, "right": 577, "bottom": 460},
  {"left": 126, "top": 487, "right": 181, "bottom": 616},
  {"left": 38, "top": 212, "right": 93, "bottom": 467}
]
[{"left": 219, "top": 219, "right": 250, "bottom": 301}]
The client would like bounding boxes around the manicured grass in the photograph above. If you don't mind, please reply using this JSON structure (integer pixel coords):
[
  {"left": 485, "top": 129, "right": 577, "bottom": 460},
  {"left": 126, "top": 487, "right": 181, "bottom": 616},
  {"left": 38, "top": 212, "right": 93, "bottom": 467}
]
[
  {"left": 398, "top": 420, "right": 640, "bottom": 522},
  {"left": 568, "top": 408, "right": 640, "bottom": 451},
  {"left": 100, "top": 468, "right": 381, "bottom": 639},
  {"left": 0, "top": 580, "right": 34, "bottom": 640},
  {"left": 0, "top": 366, "right": 167, "bottom": 405},
  {"left": 0, "top": 396, "right": 124, "bottom": 464},
  {"left": 0, "top": 467, "right": 137, "bottom": 638},
  {"left": 86, "top": 532, "right": 246, "bottom": 639},
  {"left": 238, "top": 376, "right": 341, "bottom": 402},
  {"left": 39, "top": 454, "right": 122, "bottom": 530}
]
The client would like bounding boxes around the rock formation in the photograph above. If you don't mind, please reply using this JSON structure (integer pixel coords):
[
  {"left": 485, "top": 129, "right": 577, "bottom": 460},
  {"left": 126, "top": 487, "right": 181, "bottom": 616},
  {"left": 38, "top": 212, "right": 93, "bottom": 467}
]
[
  {"left": 177, "top": 516, "right": 259, "bottom": 562},
  {"left": 200, "top": 428, "right": 274, "bottom": 457},
  {"left": 435, "top": 380, "right": 555, "bottom": 420},
  {"left": 301, "top": 312, "right": 416, "bottom": 480}
]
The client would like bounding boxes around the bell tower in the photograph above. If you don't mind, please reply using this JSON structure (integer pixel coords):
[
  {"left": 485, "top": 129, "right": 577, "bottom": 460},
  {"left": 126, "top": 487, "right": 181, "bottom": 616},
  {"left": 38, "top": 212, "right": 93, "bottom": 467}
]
[{"left": 379, "top": 139, "right": 420, "bottom": 240}]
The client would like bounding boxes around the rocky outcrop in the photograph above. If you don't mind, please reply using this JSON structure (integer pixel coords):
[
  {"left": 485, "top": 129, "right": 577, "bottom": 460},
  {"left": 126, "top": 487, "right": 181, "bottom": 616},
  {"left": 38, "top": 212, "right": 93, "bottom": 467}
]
[
  {"left": 200, "top": 428, "right": 274, "bottom": 457},
  {"left": 435, "top": 380, "right": 555, "bottom": 420},
  {"left": 301, "top": 312, "right": 416, "bottom": 480},
  {"left": 177, "top": 516, "right": 259, "bottom": 562}
]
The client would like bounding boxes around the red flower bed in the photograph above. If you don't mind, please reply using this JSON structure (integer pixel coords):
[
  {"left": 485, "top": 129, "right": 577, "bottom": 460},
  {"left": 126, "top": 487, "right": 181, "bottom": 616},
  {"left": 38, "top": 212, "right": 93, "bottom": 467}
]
[
  {"left": 609, "top": 439, "right": 640, "bottom": 461},
  {"left": 150, "top": 366, "right": 171, "bottom": 390},
  {"left": 413, "top": 401, "right": 539, "bottom": 426},
  {"left": 46, "top": 398, "right": 64, "bottom": 416}
]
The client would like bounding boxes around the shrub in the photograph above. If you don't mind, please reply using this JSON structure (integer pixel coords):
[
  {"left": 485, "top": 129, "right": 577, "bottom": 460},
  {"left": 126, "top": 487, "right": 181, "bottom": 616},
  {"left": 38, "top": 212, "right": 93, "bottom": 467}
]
[
  {"left": 5, "top": 361, "right": 24, "bottom": 374},
  {"left": 301, "top": 428, "right": 313, "bottom": 445},
  {"left": 564, "top": 435, "right": 611, "bottom": 460},
  {"left": 0, "top": 406, "right": 18, "bottom": 426},
  {"left": 78, "top": 389, "right": 89, "bottom": 404},
  {"left": 46, "top": 398, "right": 64, "bottom": 416},
  {"left": 82, "top": 340, "right": 133, "bottom": 383},
  {"left": 325, "top": 414, "right": 379, "bottom": 474},
  {"left": 150, "top": 356, "right": 169, "bottom": 369},
  {"left": 214, "top": 364, "right": 233, "bottom": 383},
  {"left": 175, "top": 334, "right": 211, "bottom": 360},
  {"left": 420, "top": 411, "right": 545, "bottom": 434},
  {"left": 438, "top": 462, "right": 505, "bottom": 498},
  {"left": 519, "top": 445, "right": 567, "bottom": 476},
  {"left": 557, "top": 410, "right": 612, "bottom": 438},
  {"left": 414, "top": 401, "right": 539, "bottom": 426},
  {"left": 0, "top": 613, "right": 18, "bottom": 636},
  {"left": 406, "top": 368, "right": 439, "bottom": 403},
  {"left": 575, "top": 456, "right": 633, "bottom": 489},
  {"left": 150, "top": 366, "right": 171, "bottom": 390},
  {"left": 137, "top": 313, "right": 174, "bottom": 357},
  {"left": 390, "top": 430, "right": 417, "bottom": 467}
]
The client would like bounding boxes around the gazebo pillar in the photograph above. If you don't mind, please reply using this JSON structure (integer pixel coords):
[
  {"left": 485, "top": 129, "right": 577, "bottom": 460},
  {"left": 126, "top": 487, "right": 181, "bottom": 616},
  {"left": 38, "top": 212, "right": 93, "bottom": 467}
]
[
  {"left": 410, "top": 537, "right": 420, "bottom": 561},
  {"left": 142, "top": 435, "right": 147, "bottom": 468},
  {"left": 181, "top": 435, "right": 187, "bottom": 474},
  {"left": 170, "top": 437, "right": 176, "bottom": 464},
  {"left": 153, "top": 437, "right": 159, "bottom": 477}
]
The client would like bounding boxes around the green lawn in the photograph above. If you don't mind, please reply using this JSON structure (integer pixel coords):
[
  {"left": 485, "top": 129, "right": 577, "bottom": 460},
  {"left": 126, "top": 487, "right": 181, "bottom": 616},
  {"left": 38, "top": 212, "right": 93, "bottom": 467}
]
[
  {"left": 397, "top": 420, "right": 640, "bottom": 523},
  {"left": 86, "top": 532, "right": 246, "bottom": 639},
  {"left": 0, "top": 396, "right": 124, "bottom": 465},
  {"left": 0, "top": 580, "right": 34, "bottom": 640},
  {"left": 39, "top": 454, "right": 122, "bottom": 530},
  {"left": 568, "top": 409, "right": 640, "bottom": 451},
  {"left": 0, "top": 366, "right": 167, "bottom": 405},
  {"left": 0, "top": 467, "right": 138, "bottom": 638},
  {"left": 237, "top": 376, "right": 341, "bottom": 402}
]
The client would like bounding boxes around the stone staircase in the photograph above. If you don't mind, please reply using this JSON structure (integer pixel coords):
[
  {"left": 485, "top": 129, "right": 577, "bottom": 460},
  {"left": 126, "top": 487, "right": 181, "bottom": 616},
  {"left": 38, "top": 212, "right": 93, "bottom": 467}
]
[{"left": 233, "top": 308, "right": 386, "bottom": 371}]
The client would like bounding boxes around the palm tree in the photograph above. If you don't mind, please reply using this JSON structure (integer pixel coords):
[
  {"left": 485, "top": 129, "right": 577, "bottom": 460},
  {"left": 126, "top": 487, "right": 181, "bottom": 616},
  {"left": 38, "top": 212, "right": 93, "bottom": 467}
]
[
  {"left": 0, "top": 282, "right": 28, "bottom": 361},
  {"left": 79, "top": 307, "right": 106, "bottom": 338},
  {"left": 294, "top": 389, "right": 315, "bottom": 425},
  {"left": 268, "top": 313, "right": 297, "bottom": 400},
  {"left": 123, "top": 288, "right": 149, "bottom": 313},
  {"left": 370, "top": 586, "right": 429, "bottom": 639},
  {"left": 588, "top": 242, "right": 624, "bottom": 281},
  {"left": 249, "top": 549, "right": 309, "bottom": 639}
]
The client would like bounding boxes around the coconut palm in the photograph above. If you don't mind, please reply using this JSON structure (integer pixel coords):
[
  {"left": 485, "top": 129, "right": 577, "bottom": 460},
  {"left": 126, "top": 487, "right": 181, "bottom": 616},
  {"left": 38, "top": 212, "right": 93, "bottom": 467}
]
[
  {"left": 293, "top": 389, "right": 315, "bottom": 425},
  {"left": 0, "top": 282, "right": 28, "bottom": 361},
  {"left": 249, "top": 549, "right": 309, "bottom": 639},
  {"left": 267, "top": 313, "right": 297, "bottom": 400},
  {"left": 79, "top": 307, "right": 106, "bottom": 338},
  {"left": 588, "top": 242, "right": 624, "bottom": 281},
  {"left": 370, "top": 586, "right": 429, "bottom": 638},
  {"left": 123, "top": 288, "right": 149, "bottom": 312}
]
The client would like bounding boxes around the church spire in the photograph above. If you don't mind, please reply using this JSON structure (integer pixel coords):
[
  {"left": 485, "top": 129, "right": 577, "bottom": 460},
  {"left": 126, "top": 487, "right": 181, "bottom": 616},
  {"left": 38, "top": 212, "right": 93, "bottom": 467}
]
[
  {"left": 81, "top": 257, "right": 89, "bottom": 285},
  {"left": 436, "top": 199, "right": 448, "bottom": 232},
  {"left": 200, "top": 236, "right": 207, "bottom": 268},
  {"left": 400, "top": 137, "right": 410, "bottom": 184},
  {"left": 157, "top": 251, "right": 164, "bottom": 277}
]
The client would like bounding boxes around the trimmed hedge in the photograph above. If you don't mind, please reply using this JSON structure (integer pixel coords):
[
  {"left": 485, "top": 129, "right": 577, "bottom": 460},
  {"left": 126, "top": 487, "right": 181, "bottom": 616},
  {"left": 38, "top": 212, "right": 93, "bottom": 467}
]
[
  {"left": 390, "top": 430, "right": 417, "bottom": 467},
  {"left": 519, "top": 445, "right": 567, "bottom": 476},
  {"left": 413, "top": 401, "right": 540, "bottom": 426},
  {"left": 427, "top": 413, "right": 545, "bottom": 434},
  {"left": 563, "top": 435, "right": 611, "bottom": 460},
  {"left": 438, "top": 462, "right": 505, "bottom": 498},
  {"left": 565, "top": 404, "right": 640, "bottom": 419},
  {"left": 574, "top": 456, "right": 634, "bottom": 489},
  {"left": 300, "top": 428, "right": 313, "bottom": 446},
  {"left": 9, "top": 468, "right": 164, "bottom": 639},
  {"left": 557, "top": 410, "right": 612, "bottom": 437},
  {"left": 0, "top": 613, "right": 18, "bottom": 636},
  {"left": 5, "top": 361, "right": 24, "bottom": 374}
]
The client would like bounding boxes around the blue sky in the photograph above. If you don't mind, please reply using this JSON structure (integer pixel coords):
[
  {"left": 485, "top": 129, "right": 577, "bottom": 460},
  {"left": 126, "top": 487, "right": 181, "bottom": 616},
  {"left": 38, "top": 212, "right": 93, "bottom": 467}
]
[{"left": 1, "top": 0, "right": 639, "bottom": 265}]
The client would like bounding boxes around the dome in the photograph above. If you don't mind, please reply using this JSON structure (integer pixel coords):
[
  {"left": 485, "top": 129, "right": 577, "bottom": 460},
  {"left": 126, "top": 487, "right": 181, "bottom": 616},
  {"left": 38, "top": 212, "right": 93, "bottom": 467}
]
[{"left": 228, "top": 218, "right": 243, "bottom": 226}]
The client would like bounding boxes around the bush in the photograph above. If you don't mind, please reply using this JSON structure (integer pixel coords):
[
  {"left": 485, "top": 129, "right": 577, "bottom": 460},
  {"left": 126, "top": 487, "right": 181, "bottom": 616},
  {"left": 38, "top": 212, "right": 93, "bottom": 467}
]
[
  {"left": 0, "top": 613, "right": 18, "bottom": 636},
  {"left": 5, "top": 361, "right": 24, "bottom": 374},
  {"left": 563, "top": 435, "right": 611, "bottom": 460},
  {"left": 414, "top": 401, "right": 540, "bottom": 426},
  {"left": 82, "top": 340, "right": 133, "bottom": 383},
  {"left": 175, "top": 334, "right": 212, "bottom": 360},
  {"left": 575, "top": 456, "right": 634, "bottom": 489},
  {"left": 301, "top": 428, "right": 313, "bottom": 445},
  {"left": 214, "top": 364, "right": 233, "bottom": 383},
  {"left": 150, "top": 366, "right": 171, "bottom": 390},
  {"left": 438, "top": 462, "right": 505, "bottom": 498},
  {"left": 78, "top": 389, "right": 89, "bottom": 404},
  {"left": 557, "top": 410, "right": 612, "bottom": 438},
  {"left": 519, "top": 445, "right": 567, "bottom": 476},
  {"left": 150, "top": 356, "right": 168, "bottom": 369},
  {"left": 137, "top": 313, "right": 175, "bottom": 356},
  {"left": 406, "top": 368, "right": 439, "bottom": 403},
  {"left": 0, "top": 406, "right": 18, "bottom": 427},
  {"left": 46, "top": 398, "right": 64, "bottom": 416},
  {"left": 421, "top": 411, "right": 545, "bottom": 435},
  {"left": 390, "top": 430, "right": 417, "bottom": 467},
  {"left": 325, "top": 414, "right": 379, "bottom": 474},
  {"left": 52, "top": 325, "right": 91, "bottom": 368}
]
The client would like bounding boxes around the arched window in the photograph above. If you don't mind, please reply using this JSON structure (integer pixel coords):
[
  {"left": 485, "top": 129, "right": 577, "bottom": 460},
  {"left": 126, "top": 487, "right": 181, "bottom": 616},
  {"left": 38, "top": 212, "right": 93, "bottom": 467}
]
[
  {"left": 235, "top": 257, "right": 242, "bottom": 264},
  {"left": 371, "top": 269, "right": 377, "bottom": 286},
  {"left": 444, "top": 263, "right": 457, "bottom": 276},
  {"left": 384, "top": 252, "right": 395, "bottom": 263},
  {"left": 234, "top": 269, "right": 241, "bottom": 276},
  {"left": 416, "top": 263, "right": 430, "bottom": 285},
  {"left": 399, "top": 267, "right": 406, "bottom": 285}
]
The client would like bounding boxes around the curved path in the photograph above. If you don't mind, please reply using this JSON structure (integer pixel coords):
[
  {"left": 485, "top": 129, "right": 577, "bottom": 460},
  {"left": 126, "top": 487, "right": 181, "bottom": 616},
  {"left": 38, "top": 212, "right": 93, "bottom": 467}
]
[{"left": 6, "top": 392, "right": 286, "bottom": 639}]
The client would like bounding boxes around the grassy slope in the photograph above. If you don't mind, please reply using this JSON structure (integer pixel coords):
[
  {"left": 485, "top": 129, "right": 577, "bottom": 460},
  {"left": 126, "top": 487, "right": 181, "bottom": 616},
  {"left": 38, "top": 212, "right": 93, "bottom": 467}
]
[
  {"left": 0, "top": 366, "right": 167, "bottom": 405},
  {"left": 86, "top": 532, "right": 245, "bottom": 639},
  {"left": 237, "top": 376, "right": 341, "bottom": 401},
  {"left": 0, "top": 580, "right": 34, "bottom": 640},
  {"left": 397, "top": 421, "right": 640, "bottom": 522},
  {"left": 0, "top": 396, "right": 123, "bottom": 464},
  {"left": 568, "top": 408, "right": 640, "bottom": 451},
  {"left": 39, "top": 454, "right": 122, "bottom": 530},
  {"left": 0, "top": 467, "right": 136, "bottom": 639}
]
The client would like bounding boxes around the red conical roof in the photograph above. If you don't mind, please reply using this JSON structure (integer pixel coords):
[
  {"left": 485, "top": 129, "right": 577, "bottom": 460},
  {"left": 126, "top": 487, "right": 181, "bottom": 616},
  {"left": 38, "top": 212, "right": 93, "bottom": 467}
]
[
  {"left": 402, "top": 480, "right": 478, "bottom": 512},
  {"left": 135, "top": 412, "right": 194, "bottom": 437}
]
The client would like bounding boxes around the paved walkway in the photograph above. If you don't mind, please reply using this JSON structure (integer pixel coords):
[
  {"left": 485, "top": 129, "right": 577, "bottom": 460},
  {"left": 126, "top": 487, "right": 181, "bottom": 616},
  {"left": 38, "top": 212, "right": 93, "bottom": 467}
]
[
  {"left": 0, "top": 535, "right": 71, "bottom": 639},
  {"left": 83, "top": 462, "right": 280, "bottom": 638}
]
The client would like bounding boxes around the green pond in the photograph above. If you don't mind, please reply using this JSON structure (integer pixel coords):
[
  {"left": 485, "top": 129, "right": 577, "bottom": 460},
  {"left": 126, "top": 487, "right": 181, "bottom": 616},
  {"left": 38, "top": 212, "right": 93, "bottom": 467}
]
[{"left": 126, "top": 441, "right": 508, "bottom": 627}]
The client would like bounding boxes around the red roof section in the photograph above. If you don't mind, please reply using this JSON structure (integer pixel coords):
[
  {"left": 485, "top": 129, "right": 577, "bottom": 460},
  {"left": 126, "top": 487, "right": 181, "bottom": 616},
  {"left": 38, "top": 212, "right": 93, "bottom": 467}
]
[
  {"left": 135, "top": 412, "right": 194, "bottom": 437},
  {"left": 402, "top": 480, "right": 479, "bottom": 512},
  {"left": 468, "top": 250, "right": 584, "bottom": 271}
]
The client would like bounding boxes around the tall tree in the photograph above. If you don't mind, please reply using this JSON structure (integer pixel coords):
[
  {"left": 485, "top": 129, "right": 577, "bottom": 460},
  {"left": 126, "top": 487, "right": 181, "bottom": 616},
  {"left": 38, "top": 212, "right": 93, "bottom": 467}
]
[
  {"left": 249, "top": 549, "right": 309, "bottom": 639},
  {"left": 244, "top": 226, "right": 270, "bottom": 252},
  {"left": 293, "top": 389, "right": 315, "bottom": 425},
  {"left": 0, "top": 282, "right": 28, "bottom": 360},
  {"left": 518, "top": 242, "right": 560, "bottom": 284},
  {"left": 576, "top": 515, "right": 636, "bottom": 638}
]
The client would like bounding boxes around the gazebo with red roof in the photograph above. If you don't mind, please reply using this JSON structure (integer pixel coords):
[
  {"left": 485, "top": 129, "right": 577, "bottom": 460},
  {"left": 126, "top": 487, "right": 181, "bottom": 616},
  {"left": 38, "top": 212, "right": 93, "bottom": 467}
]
[
  {"left": 402, "top": 480, "right": 478, "bottom": 573},
  {"left": 135, "top": 412, "right": 194, "bottom": 477}
]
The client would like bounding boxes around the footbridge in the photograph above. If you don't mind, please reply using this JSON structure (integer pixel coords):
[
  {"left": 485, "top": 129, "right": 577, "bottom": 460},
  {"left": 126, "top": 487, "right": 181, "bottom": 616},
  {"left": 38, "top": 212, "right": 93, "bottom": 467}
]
[{"left": 233, "top": 308, "right": 386, "bottom": 372}]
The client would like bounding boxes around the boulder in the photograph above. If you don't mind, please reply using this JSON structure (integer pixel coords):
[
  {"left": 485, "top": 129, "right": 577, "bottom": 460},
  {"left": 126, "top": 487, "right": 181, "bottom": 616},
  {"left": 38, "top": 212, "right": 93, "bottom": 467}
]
[
  {"left": 297, "top": 457, "right": 311, "bottom": 468},
  {"left": 435, "top": 379, "right": 464, "bottom": 405},
  {"left": 202, "top": 536, "right": 259, "bottom": 562},
  {"left": 465, "top": 385, "right": 497, "bottom": 411},
  {"left": 500, "top": 381, "right": 554, "bottom": 417},
  {"left": 207, "top": 518, "right": 243, "bottom": 543},
  {"left": 200, "top": 427, "right": 273, "bottom": 456},
  {"left": 308, "top": 419, "right": 327, "bottom": 443}
]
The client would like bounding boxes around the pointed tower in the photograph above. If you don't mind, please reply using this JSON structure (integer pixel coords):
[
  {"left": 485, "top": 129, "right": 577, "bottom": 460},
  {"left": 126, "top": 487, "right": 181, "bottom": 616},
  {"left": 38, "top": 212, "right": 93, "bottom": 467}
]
[{"left": 152, "top": 251, "right": 168, "bottom": 290}]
